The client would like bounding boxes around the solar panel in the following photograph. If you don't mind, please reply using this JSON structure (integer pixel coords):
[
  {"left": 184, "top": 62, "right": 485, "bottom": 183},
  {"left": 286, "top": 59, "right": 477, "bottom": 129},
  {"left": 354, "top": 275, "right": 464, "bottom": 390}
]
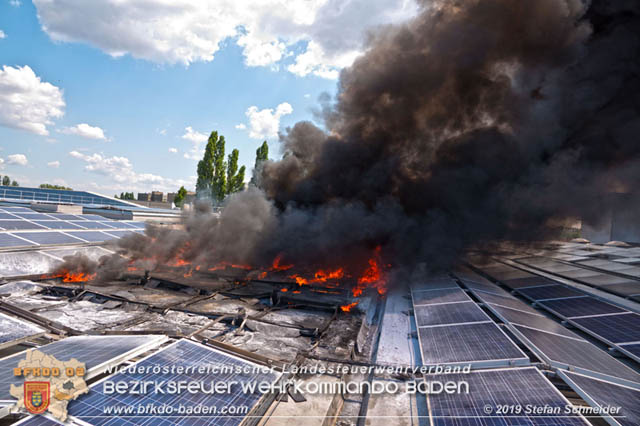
[
  {"left": 0, "top": 335, "right": 167, "bottom": 402},
  {"left": 79, "top": 215, "right": 112, "bottom": 221},
  {"left": 106, "top": 221, "right": 136, "bottom": 229},
  {"left": 126, "top": 222, "right": 146, "bottom": 229},
  {"left": 560, "top": 371, "right": 640, "bottom": 426},
  {"left": 460, "top": 279, "right": 504, "bottom": 294},
  {"left": 620, "top": 343, "right": 640, "bottom": 361},
  {"left": 501, "top": 275, "right": 559, "bottom": 289},
  {"left": 558, "top": 268, "right": 602, "bottom": 278},
  {"left": 488, "top": 304, "right": 577, "bottom": 338},
  {"left": 11, "top": 213, "right": 56, "bottom": 221},
  {"left": 579, "top": 274, "right": 631, "bottom": 285},
  {"left": 418, "top": 322, "right": 528, "bottom": 366},
  {"left": 0, "top": 313, "right": 45, "bottom": 349},
  {"left": 9, "top": 232, "right": 84, "bottom": 245},
  {"left": 599, "top": 282, "right": 640, "bottom": 297},
  {"left": 471, "top": 290, "right": 540, "bottom": 314},
  {"left": 427, "top": 367, "right": 588, "bottom": 426},
  {"left": 412, "top": 277, "right": 459, "bottom": 290},
  {"left": 571, "top": 313, "right": 640, "bottom": 344},
  {"left": 66, "top": 339, "right": 280, "bottom": 426},
  {"left": 69, "top": 221, "right": 113, "bottom": 229},
  {"left": 0, "top": 207, "right": 33, "bottom": 212},
  {"left": 412, "top": 288, "right": 470, "bottom": 305},
  {"left": 511, "top": 325, "right": 640, "bottom": 383},
  {"left": 32, "top": 220, "right": 83, "bottom": 230},
  {"left": 539, "top": 297, "right": 626, "bottom": 319},
  {"left": 516, "top": 284, "right": 584, "bottom": 301},
  {"left": 0, "top": 220, "right": 47, "bottom": 231},
  {"left": 103, "top": 230, "right": 135, "bottom": 238},
  {"left": 0, "top": 233, "right": 37, "bottom": 248},
  {"left": 65, "top": 231, "right": 113, "bottom": 242},
  {"left": 0, "top": 213, "right": 18, "bottom": 219},
  {"left": 12, "top": 415, "right": 63, "bottom": 425},
  {"left": 415, "top": 302, "right": 489, "bottom": 327},
  {"left": 46, "top": 214, "right": 84, "bottom": 221}
]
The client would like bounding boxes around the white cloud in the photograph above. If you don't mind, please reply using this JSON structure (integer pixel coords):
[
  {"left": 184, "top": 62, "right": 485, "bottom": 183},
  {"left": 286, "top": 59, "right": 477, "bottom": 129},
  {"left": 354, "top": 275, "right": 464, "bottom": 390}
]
[
  {"left": 7, "top": 154, "right": 28, "bottom": 166},
  {"left": 168, "top": 147, "right": 178, "bottom": 153},
  {"left": 235, "top": 123, "right": 246, "bottom": 130},
  {"left": 159, "top": 128, "right": 167, "bottom": 136},
  {"left": 0, "top": 65, "right": 65, "bottom": 135},
  {"left": 68, "top": 150, "right": 193, "bottom": 192},
  {"left": 47, "top": 160, "right": 60, "bottom": 168},
  {"left": 304, "top": 93, "right": 311, "bottom": 99},
  {"left": 0, "top": 158, "right": 4, "bottom": 170},
  {"left": 238, "top": 102, "right": 293, "bottom": 140},
  {"left": 0, "top": 30, "right": 6, "bottom": 39},
  {"left": 181, "top": 126, "right": 208, "bottom": 160},
  {"left": 32, "top": 0, "right": 416, "bottom": 79},
  {"left": 9, "top": 0, "right": 21, "bottom": 7},
  {"left": 61, "top": 123, "right": 107, "bottom": 140}
]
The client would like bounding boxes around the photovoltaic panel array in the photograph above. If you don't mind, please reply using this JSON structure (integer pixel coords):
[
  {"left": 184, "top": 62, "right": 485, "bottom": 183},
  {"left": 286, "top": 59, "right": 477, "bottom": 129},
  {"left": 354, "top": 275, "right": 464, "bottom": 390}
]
[
  {"left": 455, "top": 267, "right": 640, "bottom": 384},
  {"left": 0, "top": 335, "right": 167, "bottom": 402},
  {"left": 516, "top": 284, "right": 585, "bottom": 301},
  {"left": 0, "top": 313, "right": 45, "bottom": 349},
  {"left": 426, "top": 367, "right": 588, "bottom": 426},
  {"left": 65, "top": 339, "right": 280, "bottom": 426},
  {"left": 0, "top": 207, "right": 146, "bottom": 248},
  {"left": 512, "top": 325, "right": 640, "bottom": 384},
  {"left": 411, "top": 278, "right": 528, "bottom": 367},
  {"left": 539, "top": 296, "right": 626, "bottom": 318},
  {"left": 571, "top": 313, "right": 640, "bottom": 344},
  {"left": 559, "top": 371, "right": 640, "bottom": 426}
]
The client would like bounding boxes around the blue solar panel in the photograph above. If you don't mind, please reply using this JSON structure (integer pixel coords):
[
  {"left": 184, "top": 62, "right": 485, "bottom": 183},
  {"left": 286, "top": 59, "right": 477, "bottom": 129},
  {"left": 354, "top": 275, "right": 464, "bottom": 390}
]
[
  {"left": 126, "top": 222, "right": 146, "bottom": 229},
  {"left": 561, "top": 371, "right": 639, "bottom": 426},
  {"left": 66, "top": 339, "right": 280, "bottom": 426},
  {"left": 70, "top": 221, "right": 113, "bottom": 229},
  {"left": 502, "top": 276, "right": 559, "bottom": 289},
  {"left": 539, "top": 296, "right": 626, "bottom": 319},
  {"left": 0, "top": 185, "right": 132, "bottom": 207},
  {"left": 488, "top": 304, "right": 578, "bottom": 338},
  {"left": 0, "top": 335, "right": 166, "bottom": 402},
  {"left": 0, "top": 313, "right": 44, "bottom": 347},
  {"left": 11, "top": 213, "right": 57, "bottom": 220},
  {"left": 512, "top": 325, "right": 640, "bottom": 383},
  {"left": 0, "top": 233, "right": 37, "bottom": 248},
  {"left": 471, "top": 289, "right": 540, "bottom": 314},
  {"left": 428, "top": 367, "right": 587, "bottom": 426},
  {"left": 0, "top": 213, "right": 18, "bottom": 219},
  {"left": 79, "top": 214, "right": 112, "bottom": 221},
  {"left": 415, "top": 302, "right": 489, "bottom": 327},
  {"left": 598, "top": 282, "right": 640, "bottom": 297},
  {"left": 412, "top": 288, "right": 470, "bottom": 305},
  {"left": 571, "top": 313, "right": 640, "bottom": 344},
  {"left": 104, "top": 230, "right": 135, "bottom": 238},
  {"left": 65, "top": 231, "right": 112, "bottom": 242},
  {"left": 620, "top": 343, "right": 640, "bottom": 360},
  {"left": 11, "top": 232, "right": 84, "bottom": 245},
  {"left": 32, "top": 220, "right": 83, "bottom": 230},
  {"left": 107, "top": 221, "right": 136, "bottom": 229},
  {"left": 517, "top": 285, "right": 584, "bottom": 301},
  {"left": 0, "top": 207, "right": 33, "bottom": 212},
  {"left": 0, "top": 220, "right": 47, "bottom": 231},
  {"left": 418, "top": 322, "right": 527, "bottom": 365},
  {"left": 47, "top": 214, "right": 84, "bottom": 221}
]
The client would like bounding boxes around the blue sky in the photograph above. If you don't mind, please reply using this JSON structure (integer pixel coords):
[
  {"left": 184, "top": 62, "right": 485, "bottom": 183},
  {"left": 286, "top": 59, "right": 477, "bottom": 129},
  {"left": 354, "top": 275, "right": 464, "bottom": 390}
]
[{"left": 0, "top": 0, "right": 414, "bottom": 196}]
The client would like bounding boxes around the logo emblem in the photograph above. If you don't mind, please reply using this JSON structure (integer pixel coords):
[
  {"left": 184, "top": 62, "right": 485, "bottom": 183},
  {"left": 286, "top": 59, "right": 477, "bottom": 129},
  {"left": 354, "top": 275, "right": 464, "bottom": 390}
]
[{"left": 24, "top": 382, "right": 50, "bottom": 414}]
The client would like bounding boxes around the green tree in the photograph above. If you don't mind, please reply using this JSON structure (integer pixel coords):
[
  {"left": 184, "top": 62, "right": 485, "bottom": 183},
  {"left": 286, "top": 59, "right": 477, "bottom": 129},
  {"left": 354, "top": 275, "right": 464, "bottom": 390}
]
[
  {"left": 226, "top": 149, "right": 246, "bottom": 194},
  {"left": 250, "top": 141, "right": 269, "bottom": 187},
  {"left": 11, "top": 180, "right": 18, "bottom": 187},
  {"left": 40, "top": 184, "right": 72, "bottom": 190},
  {"left": 196, "top": 131, "right": 228, "bottom": 203},
  {"left": 174, "top": 186, "right": 187, "bottom": 207},
  {"left": 2, "top": 176, "right": 10, "bottom": 186}
]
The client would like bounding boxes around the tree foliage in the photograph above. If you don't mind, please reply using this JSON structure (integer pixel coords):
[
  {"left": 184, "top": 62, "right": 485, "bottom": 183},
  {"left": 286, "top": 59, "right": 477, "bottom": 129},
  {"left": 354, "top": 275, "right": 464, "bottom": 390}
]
[
  {"left": 250, "top": 141, "right": 269, "bottom": 187},
  {"left": 40, "top": 183, "right": 73, "bottom": 190},
  {"left": 196, "top": 131, "right": 247, "bottom": 203},
  {"left": 117, "top": 192, "right": 134, "bottom": 200},
  {"left": 174, "top": 186, "right": 188, "bottom": 207},
  {"left": 2, "top": 176, "right": 10, "bottom": 186},
  {"left": 227, "top": 149, "right": 246, "bottom": 194}
]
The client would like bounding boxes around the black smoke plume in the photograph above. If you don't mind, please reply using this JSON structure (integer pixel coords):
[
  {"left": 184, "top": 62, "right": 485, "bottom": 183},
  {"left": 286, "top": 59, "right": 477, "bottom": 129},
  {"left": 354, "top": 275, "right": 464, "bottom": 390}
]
[{"left": 57, "top": 0, "right": 640, "bottom": 281}]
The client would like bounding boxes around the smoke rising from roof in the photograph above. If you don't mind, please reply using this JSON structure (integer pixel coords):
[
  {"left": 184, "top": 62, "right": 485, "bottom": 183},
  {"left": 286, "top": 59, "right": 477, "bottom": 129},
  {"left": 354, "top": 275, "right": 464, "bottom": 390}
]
[{"left": 57, "top": 0, "right": 640, "bottom": 279}]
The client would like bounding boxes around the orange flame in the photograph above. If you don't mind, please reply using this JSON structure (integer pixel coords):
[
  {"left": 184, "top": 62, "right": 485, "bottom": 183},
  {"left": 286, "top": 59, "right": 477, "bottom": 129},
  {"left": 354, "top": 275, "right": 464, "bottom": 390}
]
[
  {"left": 340, "top": 302, "right": 358, "bottom": 312},
  {"left": 354, "top": 246, "right": 387, "bottom": 296},
  {"left": 280, "top": 288, "right": 288, "bottom": 292},
  {"left": 288, "top": 267, "right": 344, "bottom": 286},
  {"left": 42, "top": 270, "right": 96, "bottom": 283},
  {"left": 271, "top": 254, "right": 293, "bottom": 271}
]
